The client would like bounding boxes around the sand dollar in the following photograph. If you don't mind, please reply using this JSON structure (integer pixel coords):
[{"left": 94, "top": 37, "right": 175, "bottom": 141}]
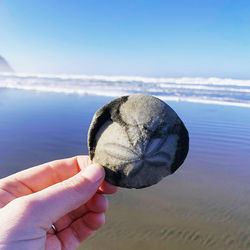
[{"left": 88, "top": 94, "right": 189, "bottom": 188}]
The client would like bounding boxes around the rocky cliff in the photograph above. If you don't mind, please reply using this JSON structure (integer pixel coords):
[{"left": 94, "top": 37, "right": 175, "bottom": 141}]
[{"left": 0, "top": 56, "right": 14, "bottom": 72}]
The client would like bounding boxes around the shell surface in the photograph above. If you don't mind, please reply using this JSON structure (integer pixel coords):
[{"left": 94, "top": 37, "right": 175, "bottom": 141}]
[{"left": 88, "top": 94, "right": 189, "bottom": 188}]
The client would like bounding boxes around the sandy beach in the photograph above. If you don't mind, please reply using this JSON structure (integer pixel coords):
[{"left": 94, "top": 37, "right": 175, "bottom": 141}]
[{"left": 0, "top": 88, "right": 249, "bottom": 250}]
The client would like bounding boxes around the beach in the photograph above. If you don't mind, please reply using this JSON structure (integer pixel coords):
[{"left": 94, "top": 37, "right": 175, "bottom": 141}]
[
  {"left": 0, "top": 87, "right": 250, "bottom": 250},
  {"left": 2, "top": 0, "right": 250, "bottom": 249}
]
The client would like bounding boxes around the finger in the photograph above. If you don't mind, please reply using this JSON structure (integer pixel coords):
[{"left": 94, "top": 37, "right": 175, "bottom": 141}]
[
  {"left": 0, "top": 179, "right": 116, "bottom": 209},
  {"left": 56, "top": 212, "right": 105, "bottom": 249},
  {"left": 0, "top": 156, "right": 89, "bottom": 200},
  {"left": 51, "top": 193, "right": 108, "bottom": 232},
  {"left": 98, "top": 181, "right": 118, "bottom": 194},
  {"left": 82, "top": 212, "right": 105, "bottom": 230},
  {"left": 86, "top": 193, "right": 108, "bottom": 213},
  {"left": 0, "top": 189, "right": 16, "bottom": 208},
  {"left": 20, "top": 164, "right": 105, "bottom": 227},
  {"left": 0, "top": 156, "right": 93, "bottom": 208}
]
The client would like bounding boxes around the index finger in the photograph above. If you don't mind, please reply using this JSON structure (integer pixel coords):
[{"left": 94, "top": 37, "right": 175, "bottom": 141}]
[{"left": 0, "top": 156, "right": 117, "bottom": 201}]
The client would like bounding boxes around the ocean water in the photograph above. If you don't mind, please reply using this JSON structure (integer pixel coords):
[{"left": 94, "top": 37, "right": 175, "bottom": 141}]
[
  {"left": 0, "top": 74, "right": 250, "bottom": 250},
  {"left": 0, "top": 73, "right": 250, "bottom": 107}
]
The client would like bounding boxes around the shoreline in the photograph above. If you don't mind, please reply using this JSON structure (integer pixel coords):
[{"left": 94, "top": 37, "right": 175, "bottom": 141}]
[
  {"left": 1, "top": 87, "right": 250, "bottom": 108},
  {"left": 1, "top": 72, "right": 250, "bottom": 108}
]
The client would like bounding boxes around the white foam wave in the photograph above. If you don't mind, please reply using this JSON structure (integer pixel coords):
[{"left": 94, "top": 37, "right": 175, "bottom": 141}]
[
  {"left": 1, "top": 72, "right": 250, "bottom": 87},
  {"left": 0, "top": 72, "right": 250, "bottom": 107}
]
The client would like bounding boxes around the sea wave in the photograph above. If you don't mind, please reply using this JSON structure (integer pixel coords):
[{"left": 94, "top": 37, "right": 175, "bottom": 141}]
[{"left": 0, "top": 72, "right": 250, "bottom": 107}]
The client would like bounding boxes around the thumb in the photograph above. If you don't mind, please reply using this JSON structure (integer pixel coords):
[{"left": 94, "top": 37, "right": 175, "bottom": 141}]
[{"left": 23, "top": 163, "right": 105, "bottom": 226}]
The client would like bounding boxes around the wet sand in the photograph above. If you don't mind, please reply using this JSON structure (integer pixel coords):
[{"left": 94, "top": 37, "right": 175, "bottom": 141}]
[
  {"left": 82, "top": 165, "right": 250, "bottom": 250},
  {"left": 0, "top": 89, "right": 249, "bottom": 250}
]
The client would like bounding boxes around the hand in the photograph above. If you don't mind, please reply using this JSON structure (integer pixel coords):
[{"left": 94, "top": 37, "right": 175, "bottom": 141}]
[{"left": 0, "top": 156, "right": 118, "bottom": 250}]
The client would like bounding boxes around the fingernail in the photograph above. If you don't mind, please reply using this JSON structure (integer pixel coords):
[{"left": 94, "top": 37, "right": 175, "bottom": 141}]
[{"left": 83, "top": 164, "right": 104, "bottom": 183}]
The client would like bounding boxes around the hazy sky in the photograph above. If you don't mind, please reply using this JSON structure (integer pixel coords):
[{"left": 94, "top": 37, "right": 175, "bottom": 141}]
[{"left": 1, "top": 0, "right": 250, "bottom": 78}]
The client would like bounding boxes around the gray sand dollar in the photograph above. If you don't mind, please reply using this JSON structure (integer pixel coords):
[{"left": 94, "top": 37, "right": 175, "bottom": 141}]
[{"left": 88, "top": 94, "right": 189, "bottom": 188}]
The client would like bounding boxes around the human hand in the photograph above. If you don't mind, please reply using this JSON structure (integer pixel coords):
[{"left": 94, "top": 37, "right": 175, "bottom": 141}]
[{"left": 0, "top": 156, "right": 118, "bottom": 250}]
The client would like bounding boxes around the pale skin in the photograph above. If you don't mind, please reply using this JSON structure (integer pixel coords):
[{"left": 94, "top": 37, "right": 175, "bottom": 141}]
[{"left": 0, "top": 156, "right": 118, "bottom": 250}]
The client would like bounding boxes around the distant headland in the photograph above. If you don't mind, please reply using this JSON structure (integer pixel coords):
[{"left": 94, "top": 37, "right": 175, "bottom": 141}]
[{"left": 0, "top": 55, "right": 14, "bottom": 73}]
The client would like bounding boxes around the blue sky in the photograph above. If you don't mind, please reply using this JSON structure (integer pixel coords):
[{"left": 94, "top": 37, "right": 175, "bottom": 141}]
[{"left": 0, "top": 0, "right": 250, "bottom": 78}]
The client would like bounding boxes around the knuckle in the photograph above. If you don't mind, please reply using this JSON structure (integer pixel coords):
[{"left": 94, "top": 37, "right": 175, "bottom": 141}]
[
  {"left": 99, "top": 213, "right": 106, "bottom": 227},
  {"left": 16, "top": 195, "right": 41, "bottom": 213},
  {"left": 60, "top": 177, "right": 84, "bottom": 197}
]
